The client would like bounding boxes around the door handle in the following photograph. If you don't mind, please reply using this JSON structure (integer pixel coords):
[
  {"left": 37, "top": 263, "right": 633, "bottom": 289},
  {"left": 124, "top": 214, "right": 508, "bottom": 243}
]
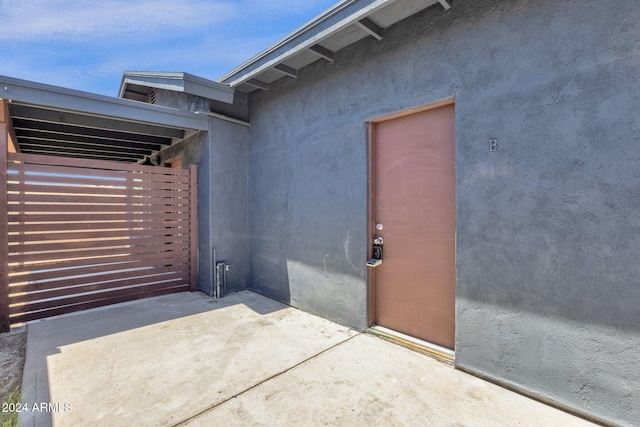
[{"left": 367, "top": 236, "right": 383, "bottom": 267}]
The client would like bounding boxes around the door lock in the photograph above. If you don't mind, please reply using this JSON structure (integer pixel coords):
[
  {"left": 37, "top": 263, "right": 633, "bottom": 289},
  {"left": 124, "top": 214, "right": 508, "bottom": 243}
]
[{"left": 367, "top": 236, "right": 383, "bottom": 267}]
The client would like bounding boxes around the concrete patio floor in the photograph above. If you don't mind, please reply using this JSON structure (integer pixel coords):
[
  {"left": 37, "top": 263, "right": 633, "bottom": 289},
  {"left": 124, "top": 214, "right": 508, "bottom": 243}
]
[{"left": 19, "top": 290, "right": 596, "bottom": 426}]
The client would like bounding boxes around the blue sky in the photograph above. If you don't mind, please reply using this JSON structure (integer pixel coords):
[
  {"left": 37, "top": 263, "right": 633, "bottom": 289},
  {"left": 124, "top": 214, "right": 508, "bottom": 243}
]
[{"left": 0, "top": 0, "right": 338, "bottom": 96}]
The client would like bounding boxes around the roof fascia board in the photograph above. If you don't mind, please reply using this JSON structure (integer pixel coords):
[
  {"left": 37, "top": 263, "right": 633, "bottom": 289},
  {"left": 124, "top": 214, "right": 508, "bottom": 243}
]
[
  {"left": 220, "top": 0, "right": 400, "bottom": 87},
  {"left": 120, "top": 74, "right": 187, "bottom": 95},
  {"left": 119, "top": 71, "right": 235, "bottom": 104},
  {"left": 183, "top": 76, "right": 234, "bottom": 104},
  {"left": 1, "top": 74, "right": 208, "bottom": 131},
  {"left": 218, "top": 0, "right": 356, "bottom": 82}
]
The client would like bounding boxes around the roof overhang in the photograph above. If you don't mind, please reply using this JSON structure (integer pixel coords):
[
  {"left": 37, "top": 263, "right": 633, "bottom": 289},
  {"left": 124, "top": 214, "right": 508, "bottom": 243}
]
[
  {"left": 119, "top": 71, "right": 235, "bottom": 104},
  {"left": 218, "top": 0, "right": 450, "bottom": 93},
  {"left": 0, "top": 74, "right": 209, "bottom": 163}
]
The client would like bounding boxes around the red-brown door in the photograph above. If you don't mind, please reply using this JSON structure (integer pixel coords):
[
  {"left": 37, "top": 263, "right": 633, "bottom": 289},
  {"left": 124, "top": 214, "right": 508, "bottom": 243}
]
[{"left": 371, "top": 102, "right": 456, "bottom": 350}]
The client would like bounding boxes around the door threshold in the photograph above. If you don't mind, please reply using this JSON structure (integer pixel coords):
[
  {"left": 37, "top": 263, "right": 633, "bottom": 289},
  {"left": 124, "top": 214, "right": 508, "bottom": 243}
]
[{"left": 368, "top": 325, "right": 455, "bottom": 364}]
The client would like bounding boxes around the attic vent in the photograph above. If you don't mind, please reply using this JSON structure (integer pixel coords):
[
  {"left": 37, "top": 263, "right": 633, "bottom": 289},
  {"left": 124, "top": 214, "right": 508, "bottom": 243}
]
[{"left": 148, "top": 89, "right": 158, "bottom": 105}]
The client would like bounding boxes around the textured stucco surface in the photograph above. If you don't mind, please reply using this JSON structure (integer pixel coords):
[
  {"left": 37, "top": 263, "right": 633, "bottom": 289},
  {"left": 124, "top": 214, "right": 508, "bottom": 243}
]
[
  {"left": 161, "top": 121, "right": 249, "bottom": 295},
  {"left": 247, "top": 118, "right": 368, "bottom": 328},
  {"left": 152, "top": 89, "right": 210, "bottom": 113},
  {"left": 151, "top": 90, "right": 249, "bottom": 295},
  {"left": 206, "top": 118, "right": 249, "bottom": 293},
  {"left": 246, "top": 0, "right": 640, "bottom": 425}
]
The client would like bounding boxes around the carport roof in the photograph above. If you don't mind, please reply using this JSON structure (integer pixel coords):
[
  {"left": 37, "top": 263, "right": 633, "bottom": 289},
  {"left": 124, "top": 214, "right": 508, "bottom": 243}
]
[{"left": 0, "top": 75, "right": 208, "bottom": 163}]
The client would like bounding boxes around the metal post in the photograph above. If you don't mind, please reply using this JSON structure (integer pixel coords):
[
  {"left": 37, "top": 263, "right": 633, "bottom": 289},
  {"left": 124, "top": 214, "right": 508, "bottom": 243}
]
[
  {"left": 189, "top": 164, "right": 198, "bottom": 291},
  {"left": 0, "top": 101, "right": 10, "bottom": 332}
]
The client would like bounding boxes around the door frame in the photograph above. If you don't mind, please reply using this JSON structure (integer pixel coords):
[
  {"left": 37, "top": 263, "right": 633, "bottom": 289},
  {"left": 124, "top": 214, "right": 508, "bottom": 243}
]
[{"left": 366, "top": 97, "right": 456, "bottom": 329}]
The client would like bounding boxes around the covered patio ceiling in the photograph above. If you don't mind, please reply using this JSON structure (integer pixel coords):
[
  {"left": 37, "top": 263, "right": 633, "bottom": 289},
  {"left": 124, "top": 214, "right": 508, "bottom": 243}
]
[{"left": 1, "top": 75, "right": 209, "bottom": 163}]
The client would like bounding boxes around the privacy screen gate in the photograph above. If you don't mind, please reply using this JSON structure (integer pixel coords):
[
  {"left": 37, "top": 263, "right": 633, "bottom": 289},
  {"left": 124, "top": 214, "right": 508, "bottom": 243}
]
[{"left": 0, "top": 146, "right": 197, "bottom": 331}]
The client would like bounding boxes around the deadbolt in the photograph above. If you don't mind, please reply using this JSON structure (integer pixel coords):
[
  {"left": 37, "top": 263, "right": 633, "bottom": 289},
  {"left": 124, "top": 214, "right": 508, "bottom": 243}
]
[{"left": 376, "top": 223, "right": 384, "bottom": 231}]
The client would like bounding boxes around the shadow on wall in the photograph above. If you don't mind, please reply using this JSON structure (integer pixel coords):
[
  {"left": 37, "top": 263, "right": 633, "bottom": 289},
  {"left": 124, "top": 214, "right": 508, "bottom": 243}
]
[
  {"left": 248, "top": 258, "right": 366, "bottom": 328},
  {"left": 247, "top": 223, "right": 367, "bottom": 327},
  {"left": 250, "top": 244, "right": 291, "bottom": 304},
  {"left": 245, "top": 132, "right": 367, "bottom": 325}
]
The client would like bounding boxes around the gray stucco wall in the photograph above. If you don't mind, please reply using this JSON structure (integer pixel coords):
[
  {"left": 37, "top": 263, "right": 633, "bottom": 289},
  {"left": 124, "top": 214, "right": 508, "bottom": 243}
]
[
  {"left": 152, "top": 89, "right": 249, "bottom": 295},
  {"left": 160, "top": 121, "right": 249, "bottom": 295},
  {"left": 247, "top": 0, "right": 640, "bottom": 425},
  {"left": 247, "top": 116, "right": 368, "bottom": 328},
  {"left": 207, "top": 118, "right": 249, "bottom": 293},
  {"left": 152, "top": 89, "right": 210, "bottom": 113}
]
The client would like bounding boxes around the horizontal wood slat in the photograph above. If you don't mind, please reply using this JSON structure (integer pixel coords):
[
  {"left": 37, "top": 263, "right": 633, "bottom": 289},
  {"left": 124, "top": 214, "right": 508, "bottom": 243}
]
[
  {"left": 9, "top": 219, "right": 188, "bottom": 233},
  {"left": 8, "top": 166, "right": 190, "bottom": 189},
  {"left": 9, "top": 227, "right": 190, "bottom": 243},
  {"left": 8, "top": 152, "right": 189, "bottom": 176},
  {"left": 7, "top": 162, "right": 189, "bottom": 185},
  {"left": 7, "top": 184, "right": 190, "bottom": 200},
  {"left": 8, "top": 212, "right": 190, "bottom": 223},
  {"left": 8, "top": 178, "right": 188, "bottom": 193},
  {"left": 9, "top": 286, "right": 190, "bottom": 325},
  {"left": 9, "top": 241, "right": 190, "bottom": 264},
  {"left": 6, "top": 203, "right": 190, "bottom": 214},
  {"left": 10, "top": 261, "right": 189, "bottom": 290},
  {"left": 9, "top": 270, "right": 189, "bottom": 304},
  {"left": 4, "top": 152, "right": 197, "bottom": 325},
  {"left": 9, "top": 234, "right": 190, "bottom": 253},
  {"left": 9, "top": 279, "right": 190, "bottom": 314},
  {"left": 9, "top": 251, "right": 189, "bottom": 278}
]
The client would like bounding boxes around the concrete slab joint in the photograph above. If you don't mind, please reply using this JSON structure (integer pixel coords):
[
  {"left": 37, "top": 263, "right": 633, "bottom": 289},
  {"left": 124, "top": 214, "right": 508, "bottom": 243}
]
[{"left": 19, "top": 292, "right": 597, "bottom": 427}]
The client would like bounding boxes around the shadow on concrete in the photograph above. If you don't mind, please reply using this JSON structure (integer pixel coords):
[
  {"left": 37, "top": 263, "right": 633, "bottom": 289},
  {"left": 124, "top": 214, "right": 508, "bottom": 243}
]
[
  {"left": 27, "top": 290, "right": 286, "bottom": 352},
  {"left": 20, "top": 290, "right": 353, "bottom": 427},
  {"left": 20, "top": 290, "right": 288, "bottom": 427}
]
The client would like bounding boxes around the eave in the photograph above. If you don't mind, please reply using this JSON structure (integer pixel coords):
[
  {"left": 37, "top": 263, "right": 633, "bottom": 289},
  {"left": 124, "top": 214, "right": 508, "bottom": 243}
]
[{"left": 218, "top": 0, "right": 451, "bottom": 93}]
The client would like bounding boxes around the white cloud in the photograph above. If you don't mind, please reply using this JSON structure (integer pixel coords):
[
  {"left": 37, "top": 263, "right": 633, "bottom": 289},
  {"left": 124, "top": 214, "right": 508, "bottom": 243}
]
[
  {"left": 0, "top": 0, "right": 237, "bottom": 41},
  {"left": 0, "top": 0, "right": 339, "bottom": 95}
]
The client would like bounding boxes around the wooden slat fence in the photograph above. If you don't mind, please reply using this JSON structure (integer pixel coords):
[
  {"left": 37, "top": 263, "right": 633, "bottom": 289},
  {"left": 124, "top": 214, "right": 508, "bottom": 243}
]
[{"left": 1, "top": 151, "right": 197, "bottom": 329}]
